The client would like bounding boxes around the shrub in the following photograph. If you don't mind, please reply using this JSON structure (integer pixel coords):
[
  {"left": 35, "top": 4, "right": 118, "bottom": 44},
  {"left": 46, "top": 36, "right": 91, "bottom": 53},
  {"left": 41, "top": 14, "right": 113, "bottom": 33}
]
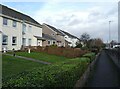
[
  {"left": 82, "top": 52, "right": 96, "bottom": 61},
  {"left": 30, "top": 47, "right": 87, "bottom": 58},
  {"left": 3, "top": 58, "right": 90, "bottom": 88},
  {"left": 75, "top": 43, "right": 82, "bottom": 48},
  {"left": 49, "top": 44, "right": 58, "bottom": 48}
]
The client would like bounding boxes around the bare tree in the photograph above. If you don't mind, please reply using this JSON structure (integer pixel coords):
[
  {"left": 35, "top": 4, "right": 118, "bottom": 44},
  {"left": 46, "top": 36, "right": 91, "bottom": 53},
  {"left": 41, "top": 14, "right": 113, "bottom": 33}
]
[{"left": 80, "top": 32, "right": 90, "bottom": 47}]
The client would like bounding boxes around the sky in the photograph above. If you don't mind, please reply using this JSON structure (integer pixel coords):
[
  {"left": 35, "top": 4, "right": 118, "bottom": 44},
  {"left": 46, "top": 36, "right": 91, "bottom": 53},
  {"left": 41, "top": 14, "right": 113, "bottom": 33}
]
[{"left": 1, "top": 1, "right": 119, "bottom": 43}]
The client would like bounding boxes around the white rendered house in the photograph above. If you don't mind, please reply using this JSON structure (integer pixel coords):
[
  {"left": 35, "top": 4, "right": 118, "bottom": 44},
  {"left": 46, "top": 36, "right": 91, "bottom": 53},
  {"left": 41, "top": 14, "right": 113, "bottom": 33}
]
[
  {"left": 60, "top": 30, "right": 80, "bottom": 47},
  {"left": 0, "top": 4, "right": 43, "bottom": 51}
]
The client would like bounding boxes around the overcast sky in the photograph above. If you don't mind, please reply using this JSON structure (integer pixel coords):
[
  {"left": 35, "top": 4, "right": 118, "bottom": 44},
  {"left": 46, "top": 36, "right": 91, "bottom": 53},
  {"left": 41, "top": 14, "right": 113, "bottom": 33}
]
[{"left": 1, "top": 1, "right": 118, "bottom": 43}]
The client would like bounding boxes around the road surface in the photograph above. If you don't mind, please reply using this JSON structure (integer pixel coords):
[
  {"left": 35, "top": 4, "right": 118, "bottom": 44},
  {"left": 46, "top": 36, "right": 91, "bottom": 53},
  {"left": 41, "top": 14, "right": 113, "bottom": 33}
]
[{"left": 86, "top": 50, "right": 120, "bottom": 87}]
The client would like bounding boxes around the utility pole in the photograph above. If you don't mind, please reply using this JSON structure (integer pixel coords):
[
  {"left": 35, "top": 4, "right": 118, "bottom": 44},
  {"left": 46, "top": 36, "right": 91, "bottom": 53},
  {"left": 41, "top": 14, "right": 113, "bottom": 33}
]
[{"left": 109, "top": 21, "right": 113, "bottom": 49}]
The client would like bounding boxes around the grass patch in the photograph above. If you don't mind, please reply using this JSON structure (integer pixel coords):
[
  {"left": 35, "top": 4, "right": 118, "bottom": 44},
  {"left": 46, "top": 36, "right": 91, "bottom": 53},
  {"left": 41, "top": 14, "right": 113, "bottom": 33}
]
[
  {"left": 8, "top": 52, "right": 70, "bottom": 63},
  {"left": 3, "top": 57, "right": 90, "bottom": 88},
  {"left": 2, "top": 54, "right": 45, "bottom": 81},
  {"left": 3, "top": 52, "right": 96, "bottom": 88}
]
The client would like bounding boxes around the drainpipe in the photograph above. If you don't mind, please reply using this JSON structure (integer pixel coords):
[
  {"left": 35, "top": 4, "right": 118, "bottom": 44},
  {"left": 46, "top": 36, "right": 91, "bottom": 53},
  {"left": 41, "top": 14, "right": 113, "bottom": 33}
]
[{"left": 0, "top": 31, "right": 2, "bottom": 52}]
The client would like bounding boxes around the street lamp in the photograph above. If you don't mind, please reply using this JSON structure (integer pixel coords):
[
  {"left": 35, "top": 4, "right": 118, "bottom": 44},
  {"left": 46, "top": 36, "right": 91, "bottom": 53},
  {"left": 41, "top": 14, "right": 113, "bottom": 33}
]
[{"left": 109, "top": 20, "right": 113, "bottom": 48}]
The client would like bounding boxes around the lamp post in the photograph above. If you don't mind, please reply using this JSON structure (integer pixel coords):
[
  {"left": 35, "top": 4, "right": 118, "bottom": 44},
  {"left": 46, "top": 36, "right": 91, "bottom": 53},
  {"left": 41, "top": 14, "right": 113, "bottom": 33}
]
[{"left": 109, "top": 20, "right": 113, "bottom": 49}]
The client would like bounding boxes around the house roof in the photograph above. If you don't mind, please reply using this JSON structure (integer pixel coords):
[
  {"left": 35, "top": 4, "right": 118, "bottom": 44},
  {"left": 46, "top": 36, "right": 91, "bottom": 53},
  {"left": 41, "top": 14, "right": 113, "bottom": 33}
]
[
  {"left": 42, "top": 33, "right": 56, "bottom": 40},
  {"left": 45, "top": 24, "right": 65, "bottom": 36},
  {"left": 60, "top": 30, "right": 79, "bottom": 40},
  {"left": 1, "top": 4, "right": 41, "bottom": 26}
]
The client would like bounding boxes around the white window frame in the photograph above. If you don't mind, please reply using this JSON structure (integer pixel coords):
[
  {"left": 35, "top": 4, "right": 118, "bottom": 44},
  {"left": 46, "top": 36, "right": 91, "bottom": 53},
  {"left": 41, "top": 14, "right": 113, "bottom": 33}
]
[
  {"left": 12, "top": 36, "right": 17, "bottom": 45},
  {"left": 28, "top": 39, "right": 32, "bottom": 46},
  {"left": 48, "top": 40, "right": 51, "bottom": 45},
  {"left": 13, "top": 20, "right": 17, "bottom": 27},
  {"left": 22, "top": 38, "right": 26, "bottom": 46},
  {"left": 2, "top": 35, "right": 8, "bottom": 45},
  {"left": 53, "top": 41, "right": 55, "bottom": 44},
  {"left": 3, "top": 18, "right": 8, "bottom": 25},
  {"left": 22, "top": 24, "right": 26, "bottom": 33},
  {"left": 28, "top": 26, "right": 32, "bottom": 32}
]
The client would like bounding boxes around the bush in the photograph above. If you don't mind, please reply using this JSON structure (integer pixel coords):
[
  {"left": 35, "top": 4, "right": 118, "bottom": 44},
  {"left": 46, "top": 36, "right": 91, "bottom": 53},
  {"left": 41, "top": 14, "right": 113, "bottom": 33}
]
[
  {"left": 31, "top": 47, "right": 87, "bottom": 58},
  {"left": 49, "top": 44, "right": 58, "bottom": 48},
  {"left": 75, "top": 43, "right": 82, "bottom": 48},
  {"left": 82, "top": 52, "right": 96, "bottom": 61},
  {"left": 3, "top": 58, "right": 90, "bottom": 88}
]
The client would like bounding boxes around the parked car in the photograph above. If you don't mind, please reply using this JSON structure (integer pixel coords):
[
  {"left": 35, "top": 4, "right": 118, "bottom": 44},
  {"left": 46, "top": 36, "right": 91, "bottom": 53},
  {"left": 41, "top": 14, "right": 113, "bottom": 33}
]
[{"left": 113, "top": 45, "right": 120, "bottom": 48}]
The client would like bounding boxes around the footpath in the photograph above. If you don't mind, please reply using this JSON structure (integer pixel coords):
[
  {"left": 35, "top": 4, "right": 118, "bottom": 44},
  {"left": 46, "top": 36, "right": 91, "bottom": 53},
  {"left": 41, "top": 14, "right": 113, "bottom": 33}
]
[
  {"left": 86, "top": 50, "right": 119, "bottom": 87},
  {"left": 3, "top": 53, "right": 51, "bottom": 65}
]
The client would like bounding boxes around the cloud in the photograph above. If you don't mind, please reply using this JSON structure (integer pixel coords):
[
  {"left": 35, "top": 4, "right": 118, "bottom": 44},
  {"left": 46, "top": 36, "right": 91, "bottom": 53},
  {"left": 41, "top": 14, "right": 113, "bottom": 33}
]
[{"left": 33, "top": 2, "right": 118, "bottom": 42}]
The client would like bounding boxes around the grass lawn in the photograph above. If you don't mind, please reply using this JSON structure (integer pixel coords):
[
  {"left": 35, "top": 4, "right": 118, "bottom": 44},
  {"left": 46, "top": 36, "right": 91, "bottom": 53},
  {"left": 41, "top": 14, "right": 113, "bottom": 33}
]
[
  {"left": 9, "top": 52, "right": 70, "bottom": 63},
  {"left": 2, "top": 54, "right": 45, "bottom": 80},
  {"left": 3, "top": 57, "right": 91, "bottom": 87},
  {"left": 3, "top": 51, "right": 96, "bottom": 87}
]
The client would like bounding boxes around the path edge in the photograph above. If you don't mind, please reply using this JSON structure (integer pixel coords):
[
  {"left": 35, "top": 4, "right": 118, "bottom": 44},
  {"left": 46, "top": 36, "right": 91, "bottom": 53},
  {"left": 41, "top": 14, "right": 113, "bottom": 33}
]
[{"left": 74, "top": 52, "right": 101, "bottom": 88}]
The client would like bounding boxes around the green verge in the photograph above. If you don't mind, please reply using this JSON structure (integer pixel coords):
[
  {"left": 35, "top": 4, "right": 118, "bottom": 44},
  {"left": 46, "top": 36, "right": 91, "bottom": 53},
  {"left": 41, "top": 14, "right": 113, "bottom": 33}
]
[
  {"left": 3, "top": 57, "right": 91, "bottom": 88},
  {"left": 7, "top": 52, "right": 70, "bottom": 63},
  {"left": 3, "top": 52, "right": 96, "bottom": 88},
  {"left": 2, "top": 54, "right": 45, "bottom": 81}
]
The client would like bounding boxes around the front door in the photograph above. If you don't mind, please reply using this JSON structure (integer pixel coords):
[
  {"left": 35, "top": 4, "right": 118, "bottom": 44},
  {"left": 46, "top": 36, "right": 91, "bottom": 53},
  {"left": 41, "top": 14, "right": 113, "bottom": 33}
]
[{"left": 37, "top": 40, "right": 41, "bottom": 46}]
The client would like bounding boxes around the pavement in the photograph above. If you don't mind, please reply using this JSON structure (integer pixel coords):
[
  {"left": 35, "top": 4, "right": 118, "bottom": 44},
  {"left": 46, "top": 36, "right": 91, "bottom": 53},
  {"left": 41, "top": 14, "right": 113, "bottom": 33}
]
[
  {"left": 86, "top": 50, "right": 120, "bottom": 87},
  {"left": 3, "top": 53, "right": 51, "bottom": 65}
]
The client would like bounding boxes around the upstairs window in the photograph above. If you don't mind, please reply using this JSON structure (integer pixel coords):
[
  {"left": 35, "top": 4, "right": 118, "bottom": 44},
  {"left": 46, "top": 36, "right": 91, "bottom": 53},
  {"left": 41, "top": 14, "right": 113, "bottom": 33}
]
[
  {"left": 3, "top": 18, "right": 8, "bottom": 25},
  {"left": 13, "top": 20, "right": 17, "bottom": 27},
  {"left": 28, "top": 26, "right": 32, "bottom": 32},
  {"left": 22, "top": 24, "right": 26, "bottom": 33},
  {"left": 28, "top": 39, "right": 32, "bottom": 46},
  {"left": 12, "top": 37, "right": 17, "bottom": 45},
  {"left": 2, "top": 35, "right": 8, "bottom": 45}
]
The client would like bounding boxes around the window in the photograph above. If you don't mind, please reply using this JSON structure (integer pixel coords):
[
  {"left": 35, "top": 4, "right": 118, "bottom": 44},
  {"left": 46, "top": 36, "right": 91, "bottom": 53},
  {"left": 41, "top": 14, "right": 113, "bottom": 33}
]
[
  {"left": 28, "top": 39, "right": 32, "bottom": 46},
  {"left": 48, "top": 41, "right": 50, "bottom": 44},
  {"left": 52, "top": 34, "right": 55, "bottom": 36},
  {"left": 53, "top": 41, "right": 55, "bottom": 44},
  {"left": 2, "top": 35, "right": 8, "bottom": 45},
  {"left": 3, "top": 18, "right": 8, "bottom": 25},
  {"left": 12, "top": 37, "right": 17, "bottom": 45},
  {"left": 13, "top": 20, "right": 17, "bottom": 27},
  {"left": 22, "top": 38, "right": 26, "bottom": 46},
  {"left": 22, "top": 24, "right": 26, "bottom": 33},
  {"left": 28, "top": 26, "right": 32, "bottom": 32}
]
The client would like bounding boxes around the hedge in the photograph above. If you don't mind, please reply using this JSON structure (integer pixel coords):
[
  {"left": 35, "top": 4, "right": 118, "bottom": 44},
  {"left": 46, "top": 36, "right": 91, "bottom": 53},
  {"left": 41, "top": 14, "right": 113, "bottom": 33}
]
[
  {"left": 82, "top": 52, "right": 96, "bottom": 61},
  {"left": 3, "top": 57, "right": 91, "bottom": 88}
]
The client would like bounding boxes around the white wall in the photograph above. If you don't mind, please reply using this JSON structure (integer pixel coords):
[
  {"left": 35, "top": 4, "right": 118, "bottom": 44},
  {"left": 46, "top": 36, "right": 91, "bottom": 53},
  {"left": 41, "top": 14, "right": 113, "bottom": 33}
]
[
  {"left": 22, "top": 23, "right": 42, "bottom": 46},
  {"left": 64, "top": 35, "right": 78, "bottom": 47},
  {"left": 0, "top": 15, "right": 42, "bottom": 51},
  {"left": 0, "top": 16, "right": 22, "bottom": 50},
  {"left": 0, "top": 33, "right": 2, "bottom": 51}
]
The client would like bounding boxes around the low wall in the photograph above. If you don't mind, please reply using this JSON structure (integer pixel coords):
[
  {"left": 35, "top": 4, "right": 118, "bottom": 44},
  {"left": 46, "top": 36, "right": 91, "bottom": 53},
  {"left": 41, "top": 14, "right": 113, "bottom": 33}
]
[
  {"left": 105, "top": 49, "right": 120, "bottom": 69},
  {"left": 74, "top": 52, "right": 101, "bottom": 88}
]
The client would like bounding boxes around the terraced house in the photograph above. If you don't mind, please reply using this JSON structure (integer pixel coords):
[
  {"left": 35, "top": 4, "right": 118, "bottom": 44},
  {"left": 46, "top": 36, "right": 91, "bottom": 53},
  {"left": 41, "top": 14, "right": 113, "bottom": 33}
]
[
  {"left": 60, "top": 30, "right": 80, "bottom": 47},
  {"left": 0, "top": 4, "right": 43, "bottom": 51},
  {"left": 42, "top": 23, "right": 66, "bottom": 47}
]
